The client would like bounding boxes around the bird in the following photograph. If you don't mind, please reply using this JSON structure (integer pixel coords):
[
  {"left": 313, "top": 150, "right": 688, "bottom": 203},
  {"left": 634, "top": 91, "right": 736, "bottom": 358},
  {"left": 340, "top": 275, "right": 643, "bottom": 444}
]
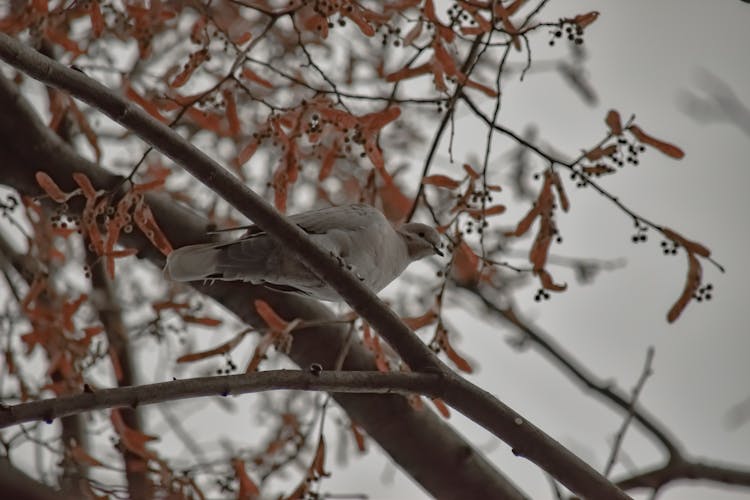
[{"left": 163, "top": 203, "right": 443, "bottom": 301}]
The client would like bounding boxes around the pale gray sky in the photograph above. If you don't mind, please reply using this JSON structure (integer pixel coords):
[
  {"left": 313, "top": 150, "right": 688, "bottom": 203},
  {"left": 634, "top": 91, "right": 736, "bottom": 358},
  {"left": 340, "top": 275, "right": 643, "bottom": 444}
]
[{"left": 325, "top": 1, "right": 750, "bottom": 498}]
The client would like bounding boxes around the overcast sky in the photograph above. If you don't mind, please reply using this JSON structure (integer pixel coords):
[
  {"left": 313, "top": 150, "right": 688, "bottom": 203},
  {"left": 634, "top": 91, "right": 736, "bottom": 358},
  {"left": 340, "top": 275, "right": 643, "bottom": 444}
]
[{"left": 326, "top": 1, "right": 750, "bottom": 498}]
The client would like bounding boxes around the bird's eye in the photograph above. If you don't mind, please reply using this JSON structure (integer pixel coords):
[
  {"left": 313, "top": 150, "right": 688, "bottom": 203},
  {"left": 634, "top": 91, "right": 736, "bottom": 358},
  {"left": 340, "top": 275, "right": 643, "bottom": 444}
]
[{"left": 418, "top": 231, "right": 425, "bottom": 237}]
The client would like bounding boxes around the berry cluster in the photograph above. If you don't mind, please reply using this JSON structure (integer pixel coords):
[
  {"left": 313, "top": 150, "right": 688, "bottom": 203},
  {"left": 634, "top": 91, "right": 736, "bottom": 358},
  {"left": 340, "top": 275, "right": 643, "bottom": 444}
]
[
  {"left": 446, "top": 3, "right": 480, "bottom": 29},
  {"left": 216, "top": 354, "right": 237, "bottom": 375},
  {"left": 569, "top": 170, "right": 590, "bottom": 187},
  {"left": 549, "top": 21, "right": 584, "bottom": 46},
  {"left": 631, "top": 220, "right": 648, "bottom": 243},
  {"left": 464, "top": 218, "right": 488, "bottom": 235},
  {"left": 660, "top": 239, "right": 679, "bottom": 255},
  {"left": 613, "top": 137, "right": 647, "bottom": 168},
  {"left": 378, "top": 24, "right": 402, "bottom": 47},
  {"left": 693, "top": 283, "right": 714, "bottom": 302},
  {"left": 459, "top": 189, "right": 495, "bottom": 235},
  {"left": 534, "top": 288, "right": 551, "bottom": 302}
]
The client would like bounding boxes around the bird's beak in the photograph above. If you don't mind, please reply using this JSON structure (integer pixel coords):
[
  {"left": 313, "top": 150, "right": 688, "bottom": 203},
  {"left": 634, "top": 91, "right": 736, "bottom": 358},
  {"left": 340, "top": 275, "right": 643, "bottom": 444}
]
[{"left": 433, "top": 245, "right": 444, "bottom": 257}]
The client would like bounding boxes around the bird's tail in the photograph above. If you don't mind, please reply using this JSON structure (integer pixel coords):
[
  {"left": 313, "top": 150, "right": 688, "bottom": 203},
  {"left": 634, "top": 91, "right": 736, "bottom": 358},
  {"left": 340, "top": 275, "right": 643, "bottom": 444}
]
[{"left": 163, "top": 242, "right": 221, "bottom": 282}]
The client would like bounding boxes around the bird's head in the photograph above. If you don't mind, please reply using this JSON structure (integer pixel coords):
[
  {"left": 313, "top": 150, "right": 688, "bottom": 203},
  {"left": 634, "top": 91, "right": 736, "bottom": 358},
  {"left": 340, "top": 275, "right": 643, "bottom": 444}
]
[{"left": 399, "top": 223, "right": 444, "bottom": 259}]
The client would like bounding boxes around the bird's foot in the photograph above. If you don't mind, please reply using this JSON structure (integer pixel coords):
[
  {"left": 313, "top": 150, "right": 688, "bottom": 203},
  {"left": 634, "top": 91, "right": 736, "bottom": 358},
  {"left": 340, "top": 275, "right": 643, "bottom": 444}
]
[
  {"left": 329, "top": 251, "right": 364, "bottom": 281},
  {"left": 330, "top": 251, "right": 347, "bottom": 268}
]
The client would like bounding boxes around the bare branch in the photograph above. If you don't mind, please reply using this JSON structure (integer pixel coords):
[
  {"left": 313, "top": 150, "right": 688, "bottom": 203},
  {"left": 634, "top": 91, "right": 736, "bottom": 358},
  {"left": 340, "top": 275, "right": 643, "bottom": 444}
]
[
  {"left": 604, "top": 347, "right": 655, "bottom": 477},
  {"left": 616, "top": 459, "right": 750, "bottom": 492},
  {"left": 0, "top": 371, "right": 443, "bottom": 428}
]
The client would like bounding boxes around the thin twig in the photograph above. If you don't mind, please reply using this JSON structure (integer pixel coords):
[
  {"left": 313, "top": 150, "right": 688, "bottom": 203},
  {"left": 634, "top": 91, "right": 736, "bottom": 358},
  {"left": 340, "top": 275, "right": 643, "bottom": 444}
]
[{"left": 604, "top": 347, "right": 655, "bottom": 478}]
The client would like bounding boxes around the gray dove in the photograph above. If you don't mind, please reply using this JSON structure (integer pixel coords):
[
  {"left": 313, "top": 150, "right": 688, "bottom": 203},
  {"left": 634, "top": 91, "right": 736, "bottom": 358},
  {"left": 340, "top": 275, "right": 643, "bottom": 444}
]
[{"left": 163, "top": 204, "right": 443, "bottom": 301}]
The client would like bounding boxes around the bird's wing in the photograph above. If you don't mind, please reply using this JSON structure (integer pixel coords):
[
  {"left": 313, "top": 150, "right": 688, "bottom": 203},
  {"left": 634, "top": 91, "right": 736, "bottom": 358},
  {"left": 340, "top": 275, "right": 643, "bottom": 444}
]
[
  {"left": 212, "top": 204, "right": 383, "bottom": 239},
  {"left": 289, "top": 204, "right": 383, "bottom": 233}
]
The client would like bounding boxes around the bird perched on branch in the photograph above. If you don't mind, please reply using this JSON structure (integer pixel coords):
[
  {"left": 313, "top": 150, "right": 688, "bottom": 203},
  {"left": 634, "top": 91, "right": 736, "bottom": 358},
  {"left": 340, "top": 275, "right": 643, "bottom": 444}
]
[{"left": 164, "top": 203, "right": 443, "bottom": 301}]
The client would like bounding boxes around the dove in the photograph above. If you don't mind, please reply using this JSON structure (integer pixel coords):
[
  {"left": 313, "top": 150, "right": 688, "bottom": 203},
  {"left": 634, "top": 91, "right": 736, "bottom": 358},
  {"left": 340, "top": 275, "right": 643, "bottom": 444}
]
[{"left": 164, "top": 204, "right": 443, "bottom": 301}]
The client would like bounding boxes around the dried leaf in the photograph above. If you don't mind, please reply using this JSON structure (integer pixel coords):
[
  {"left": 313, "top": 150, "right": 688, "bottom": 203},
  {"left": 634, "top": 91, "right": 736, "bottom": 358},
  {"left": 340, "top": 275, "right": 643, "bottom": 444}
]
[
  {"left": 573, "top": 11, "right": 600, "bottom": 29},
  {"left": 505, "top": 204, "right": 540, "bottom": 237},
  {"left": 436, "top": 327, "right": 473, "bottom": 373},
  {"left": 584, "top": 144, "right": 617, "bottom": 161},
  {"left": 254, "top": 300, "right": 288, "bottom": 331},
  {"left": 182, "top": 315, "right": 222, "bottom": 327},
  {"left": 362, "top": 107, "right": 401, "bottom": 132},
  {"left": 245, "top": 331, "right": 275, "bottom": 373},
  {"left": 462, "top": 163, "right": 479, "bottom": 179},
  {"left": 109, "top": 346, "right": 124, "bottom": 382},
  {"left": 111, "top": 410, "right": 159, "bottom": 460},
  {"left": 133, "top": 197, "right": 173, "bottom": 255},
  {"left": 433, "top": 40, "right": 457, "bottom": 75},
  {"left": 62, "top": 294, "right": 87, "bottom": 332},
  {"left": 581, "top": 164, "right": 616, "bottom": 176},
  {"left": 451, "top": 241, "right": 480, "bottom": 285},
  {"left": 667, "top": 253, "right": 701, "bottom": 323},
  {"left": 310, "top": 436, "right": 329, "bottom": 478},
  {"left": 73, "top": 172, "right": 97, "bottom": 200},
  {"left": 343, "top": 5, "right": 376, "bottom": 36},
  {"left": 606, "top": 110, "right": 623, "bottom": 135},
  {"left": 537, "top": 269, "right": 567, "bottom": 292},
  {"left": 302, "top": 12, "right": 329, "bottom": 38},
  {"left": 70, "top": 444, "right": 104, "bottom": 467},
  {"left": 35, "top": 171, "right": 69, "bottom": 202},
  {"left": 550, "top": 171, "right": 569, "bottom": 212},
  {"left": 422, "top": 174, "right": 462, "bottom": 189},
  {"left": 241, "top": 67, "right": 273, "bottom": 88},
  {"left": 350, "top": 422, "right": 366, "bottom": 452},
  {"left": 170, "top": 50, "right": 209, "bottom": 88},
  {"left": 132, "top": 178, "right": 166, "bottom": 193},
  {"left": 629, "top": 125, "right": 685, "bottom": 159},
  {"left": 362, "top": 324, "right": 389, "bottom": 372},
  {"left": 235, "top": 140, "right": 259, "bottom": 168},
  {"left": 385, "top": 62, "right": 432, "bottom": 82},
  {"left": 402, "top": 310, "right": 438, "bottom": 330},
  {"left": 187, "top": 108, "right": 226, "bottom": 135},
  {"left": 529, "top": 228, "right": 552, "bottom": 271},
  {"left": 89, "top": 2, "right": 104, "bottom": 37},
  {"left": 431, "top": 398, "right": 451, "bottom": 418},
  {"left": 378, "top": 180, "right": 412, "bottom": 222},
  {"left": 233, "top": 458, "right": 260, "bottom": 499},
  {"left": 402, "top": 20, "right": 423, "bottom": 45},
  {"left": 462, "top": 76, "right": 499, "bottom": 97},
  {"left": 465, "top": 205, "right": 507, "bottom": 219},
  {"left": 494, "top": 4, "right": 521, "bottom": 49},
  {"left": 233, "top": 32, "right": 252, "bottom": 45},
  {"left": 318, "top": 140, "right": 339, "bottom": 181},
  {"left": 153, "top": 301, "right": 191, "bottom": 312},
  {"left": 124, "top": 81, "right": 169, "bottom": 123},
  {"left": 223, "top": 89, "right": 240, "bottom": 136},
  {"left": 662, "top": 226, "right": 711, "bottom": 258},
  {"left": 69, "top": 101, "right": 101, "bottom": 161}
]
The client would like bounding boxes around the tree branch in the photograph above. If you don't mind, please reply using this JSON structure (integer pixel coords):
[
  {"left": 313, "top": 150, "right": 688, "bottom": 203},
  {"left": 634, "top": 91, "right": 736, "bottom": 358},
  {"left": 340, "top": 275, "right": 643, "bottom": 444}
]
[
  {"left": 0, "top": 371, "right": 444, "bottom": 428},
  {"left": 464, "top": 285, "right": 683, "bottom": 457},
  {"left": 0, "top": 37, "right": 629, "bottom": 499},
  {"left": 616, "top": 458, "right": 750, "bottom": 492}
]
